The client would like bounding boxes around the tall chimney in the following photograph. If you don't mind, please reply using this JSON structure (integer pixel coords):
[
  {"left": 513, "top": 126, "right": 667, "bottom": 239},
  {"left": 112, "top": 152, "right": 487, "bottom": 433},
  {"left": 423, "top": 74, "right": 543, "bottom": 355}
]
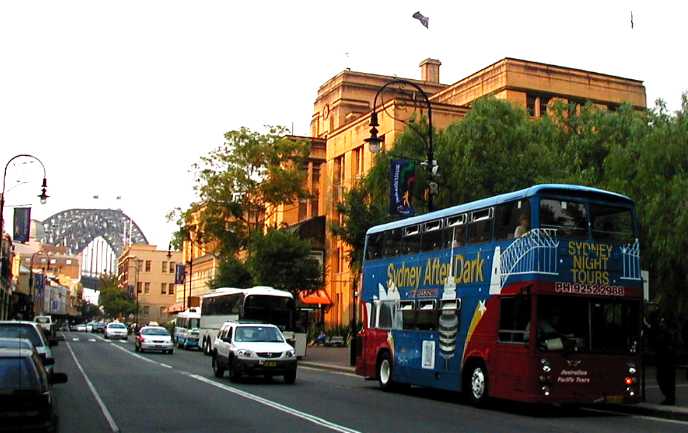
[{"left": 419, "top": 58, "right": 441, "bottom": 83}]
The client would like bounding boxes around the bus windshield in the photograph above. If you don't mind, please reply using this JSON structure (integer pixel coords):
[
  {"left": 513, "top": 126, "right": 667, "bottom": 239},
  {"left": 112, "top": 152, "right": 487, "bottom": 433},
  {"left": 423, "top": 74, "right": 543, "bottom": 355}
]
[
  {"left": 243, "top": 295, "right": 295, "bottom": 331},
  {"left": 539, "top": 198, "right": 635, "bottom": 242},
  {"left": 536, "top": 296, "right": 640, "bottom": 354}
]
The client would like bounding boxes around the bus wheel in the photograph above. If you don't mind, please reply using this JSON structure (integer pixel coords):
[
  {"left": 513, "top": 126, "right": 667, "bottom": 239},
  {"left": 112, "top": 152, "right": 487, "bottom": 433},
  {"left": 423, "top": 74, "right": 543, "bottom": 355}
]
[
  {"left": 466, "top": 363, "right": 489, "bottom": 405},
  {"left": 377, "top": 352, "right": 394, "bottom": 391}
]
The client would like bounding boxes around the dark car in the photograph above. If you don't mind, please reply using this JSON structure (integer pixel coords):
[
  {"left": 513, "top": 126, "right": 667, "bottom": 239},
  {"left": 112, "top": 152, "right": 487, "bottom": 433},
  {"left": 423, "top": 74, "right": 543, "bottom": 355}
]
[
  {"left": 0, "top": 347, "right": 68, "bottom": 432},
  {"left": 93, "top": 322, "right": 107, "bottom": 334}
]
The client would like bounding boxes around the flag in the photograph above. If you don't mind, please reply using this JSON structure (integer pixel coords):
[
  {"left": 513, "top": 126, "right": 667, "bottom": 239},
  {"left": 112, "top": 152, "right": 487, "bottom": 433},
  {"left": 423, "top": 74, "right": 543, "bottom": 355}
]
[
  {"left": 175, "top": 263, "right": 186, "bottom": 284},
  {"left": 13, "top": 207, "right": 31, "bottom": 242},
  {"left": 390, "top": 160, "right": 416, "bottom": 216},
  {"left": 412, "top": 11, "right": 429, "bottom": 29}
]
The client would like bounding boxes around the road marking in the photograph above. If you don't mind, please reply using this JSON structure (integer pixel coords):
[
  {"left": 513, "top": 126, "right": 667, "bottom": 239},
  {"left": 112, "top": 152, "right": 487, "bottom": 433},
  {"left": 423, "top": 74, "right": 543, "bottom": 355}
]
[
  {"left": 65, "top": 340, "right": 120, "bottom": 433},
  {"left": 88, "top": 338, "right": 96, "bottom": 342},
  {"left": 582, "top": 408, "right": 688, "bottom": 426},
  {"left": 72, "top": 337, "right": 79, "bottom": 341},
  {"left": 108, "top": 342, "right": 159, "bottom": 366},
  {"left": 185, "top": 373, "right": 361, "bottom": 433},
  {"left": 645, "top": 383, "right": 688, "bottom": 389},
  {"left": 158, "top": 363, "right": 173, "bottom": 369}
]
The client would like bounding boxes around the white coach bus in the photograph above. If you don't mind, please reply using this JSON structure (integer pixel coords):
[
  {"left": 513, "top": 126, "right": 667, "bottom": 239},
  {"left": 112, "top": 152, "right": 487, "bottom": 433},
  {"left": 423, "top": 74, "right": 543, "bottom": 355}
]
[{"left": 198, "top": 286, "right": 307, "bottom": 358}]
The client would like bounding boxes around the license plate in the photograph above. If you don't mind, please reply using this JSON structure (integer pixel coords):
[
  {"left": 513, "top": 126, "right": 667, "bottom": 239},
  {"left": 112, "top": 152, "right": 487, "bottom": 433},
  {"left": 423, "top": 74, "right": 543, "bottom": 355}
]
[
  {"left": 606, "top": 395, "right": 624, "bottom": 404},
  {"left": 261, "top": 361, "right": 277, "bottom": 367}
]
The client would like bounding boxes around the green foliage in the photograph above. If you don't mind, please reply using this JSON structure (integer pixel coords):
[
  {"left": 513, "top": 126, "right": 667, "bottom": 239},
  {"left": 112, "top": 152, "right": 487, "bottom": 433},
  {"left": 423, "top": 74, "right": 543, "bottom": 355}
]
[
  {"left": 78, "top": 302, "right": 101, "bottom": 321},
  {"left": 208, "top": 256, "right": 253, "bottom": 290},
  {"left": 335, "top": 95, "right": 688, "bottom": 314},
  {"left": 98, "top": 273, "right": 136, "bottom": 319},
  {"left": 246, "top": 229, "right": 322, "bottom": 295}
]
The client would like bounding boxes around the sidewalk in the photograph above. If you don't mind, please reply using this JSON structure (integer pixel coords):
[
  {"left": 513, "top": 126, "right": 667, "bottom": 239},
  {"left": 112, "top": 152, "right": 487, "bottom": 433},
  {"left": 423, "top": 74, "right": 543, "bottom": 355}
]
[
  {"left": 300, "top": 346, "right": 355, "bottom": 373},
  {"left": 301, "top": 347, "right": 688, "bottom": 420}
]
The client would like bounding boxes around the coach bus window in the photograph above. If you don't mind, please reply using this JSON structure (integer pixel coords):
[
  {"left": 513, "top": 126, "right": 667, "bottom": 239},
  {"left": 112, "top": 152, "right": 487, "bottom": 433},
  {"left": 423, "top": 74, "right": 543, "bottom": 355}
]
[
  {"left": 590, "top": 204, "right": 635, "bottom": 243},
  {"left": 494, "top": 200, "right": 530, "bottom": 240},
  {"left": 444, "top": 214, "right": 466, "bottom": 249},
  {"left": 539, "top": 199, "right": 588, "bottom": 239},
  {"left": 400, "top": 300, "right": 416, "bottom": 329},
  {"left": 498, "top": 295, "right": 530, "bottom": 343},
  {"left": 378, "top": 301, "right": 395, "bottom": 329},
  {"left": 366, "top": 233, "right": 383, "bottom": 260},
  {"left": 421, "top": 220, "right": 443, "bottom": 251},
  {"left": 416, "top": 300, "right": 438, "bottom": 330},
  {"left": 383, "top": 229, "right": 402, "bottom": 257},
  {"left": 467, "top": 208, "right": 493, "bottom": 244},
  {"left": 590, "top": 300, "right": 640, "bottom": 353},
  {"left": 401, "top": 225, "right": 420, "bottom": 255},
  {"left": 537, "top": 296, "right": 588, "bottom": 352}
]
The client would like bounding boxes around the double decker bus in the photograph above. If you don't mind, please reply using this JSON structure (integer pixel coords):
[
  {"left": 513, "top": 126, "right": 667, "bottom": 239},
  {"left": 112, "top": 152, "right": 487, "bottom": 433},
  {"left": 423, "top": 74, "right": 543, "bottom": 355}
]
[
  {"left": 356, "top": 184, "right": 642, "bottom": 405},
  {"left": 199, "top": 286, "right": 307, "bottom": 358}
]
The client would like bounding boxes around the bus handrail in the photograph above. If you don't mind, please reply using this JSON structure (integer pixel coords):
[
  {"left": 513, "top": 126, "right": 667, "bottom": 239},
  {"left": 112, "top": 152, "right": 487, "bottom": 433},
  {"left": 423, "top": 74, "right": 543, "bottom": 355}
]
[{"left": 620, "top": 238, "right": 641, "bottom": 280}]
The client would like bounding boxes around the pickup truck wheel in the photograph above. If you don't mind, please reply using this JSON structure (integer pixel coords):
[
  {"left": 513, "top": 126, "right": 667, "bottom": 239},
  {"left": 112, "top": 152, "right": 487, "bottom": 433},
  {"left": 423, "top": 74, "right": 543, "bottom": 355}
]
[
  {"left": 228, "top": 358, "right": 240, "bottom": 383},
  {"left": 212, "top": 355, "right": 225, "bottom": 378}
]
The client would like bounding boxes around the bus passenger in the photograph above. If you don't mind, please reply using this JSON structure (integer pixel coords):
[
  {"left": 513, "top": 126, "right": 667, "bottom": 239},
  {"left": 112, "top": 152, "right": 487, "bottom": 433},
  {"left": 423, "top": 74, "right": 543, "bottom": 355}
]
[{"left": 514, "top": 214, "right": 530, "bottom": 238}]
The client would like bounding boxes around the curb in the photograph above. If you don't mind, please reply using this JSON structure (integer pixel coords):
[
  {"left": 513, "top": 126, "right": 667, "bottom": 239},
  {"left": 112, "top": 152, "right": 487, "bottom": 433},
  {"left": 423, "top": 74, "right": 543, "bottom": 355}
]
[
  {"left": 597, "top": 403, "right": 688, "bottom": 422},
  {"left": 299, "top": 361, "right": 356, "bottom": 374}
]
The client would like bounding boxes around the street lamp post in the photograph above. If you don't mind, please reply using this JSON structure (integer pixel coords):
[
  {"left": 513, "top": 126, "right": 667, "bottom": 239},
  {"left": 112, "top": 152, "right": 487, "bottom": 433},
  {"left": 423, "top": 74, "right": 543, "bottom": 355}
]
[
  {"left": 0, "top": 154, "right": 49, "bottom": 277},
  {"left": 364, "top": 79, "right": 437, "bottom": 211}
]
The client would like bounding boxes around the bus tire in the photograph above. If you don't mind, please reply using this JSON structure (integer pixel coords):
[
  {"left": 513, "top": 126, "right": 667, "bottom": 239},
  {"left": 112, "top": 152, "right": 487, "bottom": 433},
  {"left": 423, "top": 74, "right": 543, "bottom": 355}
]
[
  {"left": 212, "top": 354, "right": 225, "bottom": 378},
  {"left": 377, "top": 351, "right": 395, "bottom": 391},
  {"left": 465, "top": 361, "right": 489, "bottom": 405}
]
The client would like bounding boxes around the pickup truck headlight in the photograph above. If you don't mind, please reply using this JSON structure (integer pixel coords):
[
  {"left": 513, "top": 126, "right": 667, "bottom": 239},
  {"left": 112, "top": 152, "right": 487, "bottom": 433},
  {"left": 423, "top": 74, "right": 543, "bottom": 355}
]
[
  {"left": 237, "top": 349, "right": 255, "bottom": 359},
  {"left": 284, "top": 350, "right": 295, "bottom": 359}
]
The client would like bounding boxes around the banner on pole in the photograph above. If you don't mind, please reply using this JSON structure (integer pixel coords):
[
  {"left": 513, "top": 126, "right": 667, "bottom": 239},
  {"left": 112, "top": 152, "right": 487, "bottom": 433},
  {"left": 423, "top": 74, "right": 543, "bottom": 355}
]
[
  {"left": 13, "top": 207, "right": 31, "bottom": 243},
  {"left": 389, "top": 160, "right": 416, "bottom": 216},
  {"left": 175, "top": 263, "right": 186, "bottom": 285}
]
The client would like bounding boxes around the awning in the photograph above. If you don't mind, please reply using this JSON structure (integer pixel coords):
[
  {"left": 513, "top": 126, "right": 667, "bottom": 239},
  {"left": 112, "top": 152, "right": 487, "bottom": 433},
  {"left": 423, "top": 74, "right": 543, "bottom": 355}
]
[
  {"left": 299, "top": 289, "right": 332, "bottom": 305},
  {"left": 166, "top": 303, "right": 185, "bottom": 314}
]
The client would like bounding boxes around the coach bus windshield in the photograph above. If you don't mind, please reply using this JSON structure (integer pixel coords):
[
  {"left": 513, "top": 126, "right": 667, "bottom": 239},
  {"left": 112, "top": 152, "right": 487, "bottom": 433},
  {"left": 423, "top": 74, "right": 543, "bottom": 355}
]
[
  {"left": 539, "top": 198, "right": 635, "bottom": 242},
  {"left": 536, "top": 296, "right": 640, "bottom": 354},
  {"left": 243, "top": 295, "right": 295, "bottom": 331}
]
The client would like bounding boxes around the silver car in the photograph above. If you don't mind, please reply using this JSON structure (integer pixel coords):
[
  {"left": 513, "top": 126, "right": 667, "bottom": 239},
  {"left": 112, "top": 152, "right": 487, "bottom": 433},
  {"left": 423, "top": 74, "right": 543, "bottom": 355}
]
[
  {"left": 0, "top": 321, "right": 56, "bottom": 375},
  {"left": 104, "top": 322, "right": 128, "bottom": 340},
  {"left": 135, "top": 326, "right": 174, "bottom": 354}
]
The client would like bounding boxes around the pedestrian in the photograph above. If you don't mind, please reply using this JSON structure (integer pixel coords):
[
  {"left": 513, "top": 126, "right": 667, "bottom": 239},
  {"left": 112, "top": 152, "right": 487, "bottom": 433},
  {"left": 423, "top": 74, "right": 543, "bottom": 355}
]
[{"left": 655, "top": 313, "right": 682, "bottom": 405}]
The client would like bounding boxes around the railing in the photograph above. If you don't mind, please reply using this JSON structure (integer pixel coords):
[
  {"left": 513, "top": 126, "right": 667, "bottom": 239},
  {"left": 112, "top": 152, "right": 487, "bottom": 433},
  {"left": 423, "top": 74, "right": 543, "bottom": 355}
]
[
  {"left": 621, "top": 238, "right": 641, "bottom": 280},
  {"left": 499, "top": 228, "right": 560, "bottom": 288}
]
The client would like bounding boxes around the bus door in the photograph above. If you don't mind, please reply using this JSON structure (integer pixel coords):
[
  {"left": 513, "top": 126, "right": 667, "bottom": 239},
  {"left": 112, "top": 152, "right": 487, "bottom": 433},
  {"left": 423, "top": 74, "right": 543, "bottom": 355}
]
[{"left": 493, "top": 293, "right": 533, "bottom": 399}]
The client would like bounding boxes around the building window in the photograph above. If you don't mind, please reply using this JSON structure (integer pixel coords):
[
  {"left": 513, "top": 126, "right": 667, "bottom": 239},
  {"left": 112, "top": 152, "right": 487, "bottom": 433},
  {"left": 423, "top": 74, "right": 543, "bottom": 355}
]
[
  {"left": 144, "top": 282, "right": 150, "bottom": 294},
  {"left": 143, "top": 306, "right": 150, "bottom": 315},
  {"left": 333, "top": 155, "right": 344, "bottom": 202},
  {"left": 311, "top": 165, "right": 320, "bottom": 216},
  {"left": 538, "top": 95, "right": 551, "bottom": 118},
  {"left": 145, "top": 260, "right": 151, "bottom": 272},
  {"left": 352, "top": 146, "right": 364, "bottom": 179},
  {"left": 136, "top": 282, "right": 142, "bottom": 294},
  {"left": 526, "top": 94, "right": 537, "bottom": 117},
  {"left": 161, "top": 283, "right": 166, "bottom": 295},
  {"left": 169, "top": 262, "right": 175, "bottom": 273},
  {"left": 162, "top": 261, "right": 167, "bottom": 273},
  {"left": 168, "top": 284, "right": 174, "bottom": 295}
]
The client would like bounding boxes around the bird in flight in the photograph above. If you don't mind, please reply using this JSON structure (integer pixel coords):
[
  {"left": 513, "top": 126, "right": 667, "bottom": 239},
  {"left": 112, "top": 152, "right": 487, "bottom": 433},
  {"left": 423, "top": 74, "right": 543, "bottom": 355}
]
[{"left": 412, "top": 11, "right": 429, "bottom": 29}]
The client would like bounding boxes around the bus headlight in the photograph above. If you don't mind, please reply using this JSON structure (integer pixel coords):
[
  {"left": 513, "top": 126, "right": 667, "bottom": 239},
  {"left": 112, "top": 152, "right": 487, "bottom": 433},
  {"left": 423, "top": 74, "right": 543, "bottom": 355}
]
[
  {"left": 540, "top": 358, "right": 551, "bottom": 373},
  {"left": 237, "top": 349, "right": 255, "bottom": 359}
]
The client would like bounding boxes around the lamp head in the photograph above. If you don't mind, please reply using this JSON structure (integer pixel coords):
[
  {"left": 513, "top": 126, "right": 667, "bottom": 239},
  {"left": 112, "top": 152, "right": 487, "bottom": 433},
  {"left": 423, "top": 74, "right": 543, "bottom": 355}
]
[{"left": 38, "top": 178, "right": 48, "bottom": 204}]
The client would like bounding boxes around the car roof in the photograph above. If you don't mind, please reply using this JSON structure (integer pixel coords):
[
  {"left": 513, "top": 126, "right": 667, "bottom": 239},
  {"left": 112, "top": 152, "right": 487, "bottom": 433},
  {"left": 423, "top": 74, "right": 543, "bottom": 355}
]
[
  {"left": 140, "top": 326, "right": 167, "bottom": 330},
  {"left": 0, "top": 347, "right": 34, "bottom": 358},
  {"left": 223, "top": 321, "right": 277, "bottom": 328}
]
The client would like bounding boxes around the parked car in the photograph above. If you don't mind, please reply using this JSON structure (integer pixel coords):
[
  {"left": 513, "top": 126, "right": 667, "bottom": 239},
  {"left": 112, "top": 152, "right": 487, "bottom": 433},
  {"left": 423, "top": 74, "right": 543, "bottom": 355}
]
[
  {"left": 93, "top": 322, "right": 107, "bottom": 333},
  {"left": 0, "top": 337, "right": 35, "bottom": 352},
  {"left": 0, "top": 321, "right": 56, "bottom": 376},
  {"left": 212, "top": 322, "right": 297, "bottom": 383},
  {"left": 135, "top": 326, "right": 174, "bottom": 354},
  {"left": 86, "top": 322, "right": 95, "bottom": 332},
  {"left": 104, "top": 322, "right": 128, "bottom": 340},
  {"left": 74, "top": 323, "right": 87, "bottom": 332},
  {"left": 34, "top": 315, "right": 54, "bottom": 337},
  {"left": 0, "top": 347, "right": 67, "bottom": 432}
]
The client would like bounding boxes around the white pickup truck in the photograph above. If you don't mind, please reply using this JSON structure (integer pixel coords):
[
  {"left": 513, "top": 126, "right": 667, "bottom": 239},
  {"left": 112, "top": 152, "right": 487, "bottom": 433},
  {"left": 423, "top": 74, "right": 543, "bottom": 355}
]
[{"left": 34, "top": 315, "right": 54, "bottom": 337}]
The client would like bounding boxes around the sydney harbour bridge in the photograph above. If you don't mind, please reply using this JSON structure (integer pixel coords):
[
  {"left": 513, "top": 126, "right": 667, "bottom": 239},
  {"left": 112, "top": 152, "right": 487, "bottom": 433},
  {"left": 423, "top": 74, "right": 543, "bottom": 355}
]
[{"left": 38, "top": 208, "right": 148, "bottom": 289}]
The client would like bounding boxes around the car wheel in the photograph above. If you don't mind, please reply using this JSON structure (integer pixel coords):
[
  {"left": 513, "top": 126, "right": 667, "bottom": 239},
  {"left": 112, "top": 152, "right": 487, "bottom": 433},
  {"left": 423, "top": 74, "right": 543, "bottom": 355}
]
[
  {"left": 203, "top": 340, "right": 211, "bottom": 356},
  {"left": 465, "top": 363, "right": 489, "bottom": 406},
  {"left": 284, "top": 370, "right": 296, "bottom": 384},
  {"left": 169, "top": 349, "right": 174, "bottom": 355},
  {"left": 212, "top": 355, "right": 225, "bottom": 378},
  {"left": 377, "top": 352, "right": 395, "bottom": 391},
  {"left": 135, "top": 344, "right": 140, "bottom": 352},
  {"left": 228, "top": 358, "right": 240, "bottom": 383}
]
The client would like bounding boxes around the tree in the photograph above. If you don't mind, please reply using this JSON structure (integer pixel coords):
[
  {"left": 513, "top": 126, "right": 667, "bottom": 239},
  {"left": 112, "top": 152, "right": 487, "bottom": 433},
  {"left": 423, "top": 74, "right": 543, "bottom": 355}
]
[
  {"left": 98, "top": 274, "right": 136, "bottom": 319},
  {"left": 189, "top": 126, "right": 311, "bottom": 256},
  {"left": 208, "top": 256, "right": 253, "bottom": 290},
  {"left": 246, "top": 229, "right": 322, "bottom": 295}
]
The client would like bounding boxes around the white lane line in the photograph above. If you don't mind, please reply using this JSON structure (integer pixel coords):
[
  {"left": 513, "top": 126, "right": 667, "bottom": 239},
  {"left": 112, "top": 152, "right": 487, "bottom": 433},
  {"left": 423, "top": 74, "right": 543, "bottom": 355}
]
[
  {"left": 582, "top": 408, "right": 688, "bottom": 426},
  {"left": 158, "top": 363, "right": 173, "bottom": 369},
  {"left": 108, "top": 342, "right": 159, "bottom": 366},
  {"left": 185, "top": 373, "right": 361, "bottom": 433},
  {"left": 88, "top": 338, "right": 96, "bottom": 342},
  {"left": 65, "top": 341, "right": 120, "bottom": 433},
  {"left": 72, "top": 338, "right": 79, "bottom": 341}
]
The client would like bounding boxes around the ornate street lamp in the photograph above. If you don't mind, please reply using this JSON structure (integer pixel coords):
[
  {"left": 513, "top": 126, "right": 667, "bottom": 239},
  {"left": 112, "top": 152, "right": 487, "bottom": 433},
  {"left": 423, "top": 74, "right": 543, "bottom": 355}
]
[{"left": 364, "top": 79, "right": 437, "bottom": 211}]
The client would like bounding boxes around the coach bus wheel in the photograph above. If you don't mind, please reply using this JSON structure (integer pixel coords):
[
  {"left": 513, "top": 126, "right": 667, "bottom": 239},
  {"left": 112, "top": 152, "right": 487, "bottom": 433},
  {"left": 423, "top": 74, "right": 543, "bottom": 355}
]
[
  {"left": 377, "top": 352, "right": 394, "bottom": 391},
  {"left": 466, "top": 363, "right": 489, "bottom": 405}
]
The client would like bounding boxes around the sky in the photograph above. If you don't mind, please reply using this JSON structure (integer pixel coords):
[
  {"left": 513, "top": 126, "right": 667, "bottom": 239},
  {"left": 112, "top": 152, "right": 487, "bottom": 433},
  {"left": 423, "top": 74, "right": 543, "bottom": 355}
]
[{"left": 1, "top": 0, "right": 685, "bottom": 253}]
